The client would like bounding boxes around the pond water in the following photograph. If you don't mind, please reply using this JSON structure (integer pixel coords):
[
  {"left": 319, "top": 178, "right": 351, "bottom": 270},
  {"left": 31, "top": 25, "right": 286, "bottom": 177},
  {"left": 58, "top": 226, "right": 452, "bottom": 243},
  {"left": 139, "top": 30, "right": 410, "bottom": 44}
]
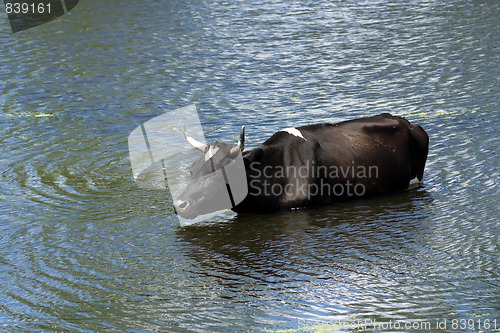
[{"left": 0, "top": 0, "right": 498, "bottom": 331}]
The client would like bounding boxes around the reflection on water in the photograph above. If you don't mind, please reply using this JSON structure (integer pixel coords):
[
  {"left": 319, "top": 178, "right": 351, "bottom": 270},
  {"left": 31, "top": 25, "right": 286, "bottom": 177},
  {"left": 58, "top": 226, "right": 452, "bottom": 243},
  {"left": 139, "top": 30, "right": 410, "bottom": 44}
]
[{"left": 0, "top": 0, "right": 498, "bottom": 331}]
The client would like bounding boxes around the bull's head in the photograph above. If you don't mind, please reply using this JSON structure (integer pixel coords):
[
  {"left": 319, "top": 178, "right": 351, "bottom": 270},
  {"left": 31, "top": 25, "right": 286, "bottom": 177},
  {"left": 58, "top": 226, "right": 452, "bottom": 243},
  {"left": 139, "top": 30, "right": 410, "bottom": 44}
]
[{"left": 173, "top": 125, "right": 245, "bottom": 219}]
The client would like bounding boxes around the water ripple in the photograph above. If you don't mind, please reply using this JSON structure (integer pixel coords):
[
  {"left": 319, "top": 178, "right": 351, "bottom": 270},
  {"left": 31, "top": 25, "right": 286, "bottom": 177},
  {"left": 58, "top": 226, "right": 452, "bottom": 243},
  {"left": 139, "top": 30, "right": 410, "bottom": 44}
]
[{"left": 0, "top": 0, "right": 499, "bottom": 331}]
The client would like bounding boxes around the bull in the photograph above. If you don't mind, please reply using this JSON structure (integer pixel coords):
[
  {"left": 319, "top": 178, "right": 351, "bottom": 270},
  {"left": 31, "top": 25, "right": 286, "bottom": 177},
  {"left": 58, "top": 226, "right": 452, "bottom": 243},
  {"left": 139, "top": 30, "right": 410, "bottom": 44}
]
[{"left": 173, "top": 113, "right": 429, "bottom": 219}]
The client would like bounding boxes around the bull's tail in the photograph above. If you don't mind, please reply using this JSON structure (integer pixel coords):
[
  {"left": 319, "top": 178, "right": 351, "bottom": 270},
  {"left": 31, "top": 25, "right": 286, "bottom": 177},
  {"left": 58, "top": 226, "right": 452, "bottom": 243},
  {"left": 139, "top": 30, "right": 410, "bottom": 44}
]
[{"left": 410, "top": 124, "right": 429, "bottom": 181}]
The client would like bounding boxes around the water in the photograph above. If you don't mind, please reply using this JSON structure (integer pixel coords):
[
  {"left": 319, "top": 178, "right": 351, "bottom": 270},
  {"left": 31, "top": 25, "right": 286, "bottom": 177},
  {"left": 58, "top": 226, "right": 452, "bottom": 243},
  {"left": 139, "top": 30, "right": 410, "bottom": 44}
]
[{"left": 1, "top": 0, "right": 499, "bottom": 331}]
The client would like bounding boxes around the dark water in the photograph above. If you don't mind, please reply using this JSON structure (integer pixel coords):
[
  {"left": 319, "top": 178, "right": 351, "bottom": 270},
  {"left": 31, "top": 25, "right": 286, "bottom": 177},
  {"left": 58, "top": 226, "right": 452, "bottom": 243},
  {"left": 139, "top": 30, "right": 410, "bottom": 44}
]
[{"left": 1, "top": 0, "right": 499, "bottom": 332}]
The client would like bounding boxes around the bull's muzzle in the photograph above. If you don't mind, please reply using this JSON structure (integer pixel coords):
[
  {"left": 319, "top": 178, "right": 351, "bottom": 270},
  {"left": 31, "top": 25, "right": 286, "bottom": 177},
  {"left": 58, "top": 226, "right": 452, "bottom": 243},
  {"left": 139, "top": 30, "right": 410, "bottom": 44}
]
[{"left": 173, "top": 199, "right": 190, "bottom": 216}]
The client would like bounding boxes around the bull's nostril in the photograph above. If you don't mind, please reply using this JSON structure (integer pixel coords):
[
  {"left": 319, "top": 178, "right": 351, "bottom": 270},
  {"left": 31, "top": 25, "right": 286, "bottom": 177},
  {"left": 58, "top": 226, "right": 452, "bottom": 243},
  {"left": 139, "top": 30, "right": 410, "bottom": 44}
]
[{"left": 173, "top": 199, "right": 189, "bottom": 214}]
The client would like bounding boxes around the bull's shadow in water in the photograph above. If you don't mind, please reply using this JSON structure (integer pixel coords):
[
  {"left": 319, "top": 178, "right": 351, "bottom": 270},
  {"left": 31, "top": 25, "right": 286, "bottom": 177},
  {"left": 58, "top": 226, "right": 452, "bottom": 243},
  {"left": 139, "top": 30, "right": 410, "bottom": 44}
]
[
  {"left": 177, "top": 188, "right": 433, "bottom": 286},
  {"left": 174, "top": 113, "right": 429, "bottom": 221}
]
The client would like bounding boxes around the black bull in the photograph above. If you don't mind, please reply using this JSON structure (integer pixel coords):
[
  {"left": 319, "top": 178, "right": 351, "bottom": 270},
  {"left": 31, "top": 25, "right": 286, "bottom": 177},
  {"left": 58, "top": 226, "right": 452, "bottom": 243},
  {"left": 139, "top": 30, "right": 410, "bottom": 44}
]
[{"left": 173, "top": 113, "right": 429, "bottom": 219}]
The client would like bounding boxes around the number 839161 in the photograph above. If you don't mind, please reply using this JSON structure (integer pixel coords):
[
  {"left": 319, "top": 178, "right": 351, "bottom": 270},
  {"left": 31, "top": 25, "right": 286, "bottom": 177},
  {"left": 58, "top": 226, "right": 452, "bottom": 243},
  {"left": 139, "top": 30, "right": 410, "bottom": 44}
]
[{"left": 5, "top": 2, "right": 51, "bottom": 14}]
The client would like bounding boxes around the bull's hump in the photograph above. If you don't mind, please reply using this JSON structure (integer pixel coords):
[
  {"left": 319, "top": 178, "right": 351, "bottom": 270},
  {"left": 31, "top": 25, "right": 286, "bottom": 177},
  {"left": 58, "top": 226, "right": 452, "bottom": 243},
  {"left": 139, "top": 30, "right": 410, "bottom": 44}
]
[{"left": 280, "top": 127, "right": 308, "bottom": 141}]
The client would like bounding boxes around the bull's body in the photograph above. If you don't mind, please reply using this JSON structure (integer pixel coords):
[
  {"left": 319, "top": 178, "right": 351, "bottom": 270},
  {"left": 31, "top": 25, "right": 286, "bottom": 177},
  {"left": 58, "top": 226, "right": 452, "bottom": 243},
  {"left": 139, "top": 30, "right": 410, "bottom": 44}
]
[{"left": 174, "top": 113, "right": 429, "bottom": 219}]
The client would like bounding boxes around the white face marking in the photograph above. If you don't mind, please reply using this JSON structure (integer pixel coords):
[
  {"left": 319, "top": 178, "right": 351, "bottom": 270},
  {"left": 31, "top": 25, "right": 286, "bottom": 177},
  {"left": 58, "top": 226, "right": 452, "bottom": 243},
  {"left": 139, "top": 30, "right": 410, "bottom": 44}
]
[
  {"left": 281, "top": 127, "right": 307, "bottom": 141},
  {"left": 204, "top": 145, "right": 219, "bottom": 161}
]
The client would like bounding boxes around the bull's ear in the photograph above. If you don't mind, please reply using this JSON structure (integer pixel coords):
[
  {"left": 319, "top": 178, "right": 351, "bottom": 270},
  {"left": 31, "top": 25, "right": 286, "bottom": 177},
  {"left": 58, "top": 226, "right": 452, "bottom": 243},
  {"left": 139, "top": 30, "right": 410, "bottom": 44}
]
[
  {"left": 244, "top": 147, "right": 263, "bottom": 163},
  {"left": 243, "top": 147, "right": 263, "bottom": 173}
]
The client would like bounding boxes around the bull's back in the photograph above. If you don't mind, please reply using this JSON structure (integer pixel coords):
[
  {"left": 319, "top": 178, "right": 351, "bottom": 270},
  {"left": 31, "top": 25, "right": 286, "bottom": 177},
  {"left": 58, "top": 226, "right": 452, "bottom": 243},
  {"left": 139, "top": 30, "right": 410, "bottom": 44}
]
[
  {"left": 235, "top": 113, "right": 429, "bottom": 213},
  {"left": 300, "top": 113, "right": 428, "bottom": 195}
]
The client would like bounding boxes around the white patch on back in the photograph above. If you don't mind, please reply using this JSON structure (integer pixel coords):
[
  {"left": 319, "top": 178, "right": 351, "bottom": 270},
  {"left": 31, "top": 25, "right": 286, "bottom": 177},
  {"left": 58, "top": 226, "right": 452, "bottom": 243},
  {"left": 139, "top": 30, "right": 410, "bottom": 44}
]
[
  {"left": 407, "top": 176, "right": 422, "bottom": 190},
  {"left": 281, "top": 127, "right": 307, "bottom": 141}
]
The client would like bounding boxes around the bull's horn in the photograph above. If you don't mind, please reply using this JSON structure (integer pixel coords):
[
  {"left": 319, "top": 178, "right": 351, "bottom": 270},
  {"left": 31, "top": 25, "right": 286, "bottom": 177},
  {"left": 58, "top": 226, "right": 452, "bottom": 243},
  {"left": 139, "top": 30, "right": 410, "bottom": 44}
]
[
  {"left": 182, "top": 125, "right": 207, "bottom": 152},
  {"left": 230, "top": 126, "right": 245, "bottom": 157}
]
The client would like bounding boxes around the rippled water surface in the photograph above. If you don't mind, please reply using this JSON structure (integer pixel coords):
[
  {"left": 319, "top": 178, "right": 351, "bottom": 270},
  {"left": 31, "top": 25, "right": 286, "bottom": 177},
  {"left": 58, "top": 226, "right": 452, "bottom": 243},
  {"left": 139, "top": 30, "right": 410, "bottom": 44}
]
[{"left": 1, "top": 0, "right": 499, "bottom": 332}]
